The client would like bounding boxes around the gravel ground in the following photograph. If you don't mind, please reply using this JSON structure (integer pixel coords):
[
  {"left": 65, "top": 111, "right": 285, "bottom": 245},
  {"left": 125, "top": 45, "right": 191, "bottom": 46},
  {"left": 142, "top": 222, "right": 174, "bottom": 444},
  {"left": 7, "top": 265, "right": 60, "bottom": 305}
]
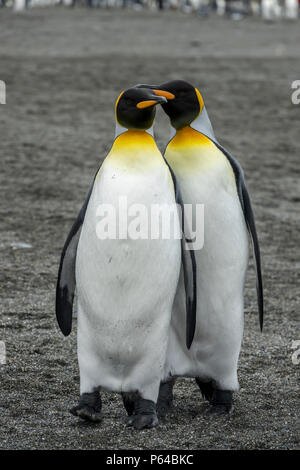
[{"left": 0, "top": 8, "right": 299, "bottom": 450}]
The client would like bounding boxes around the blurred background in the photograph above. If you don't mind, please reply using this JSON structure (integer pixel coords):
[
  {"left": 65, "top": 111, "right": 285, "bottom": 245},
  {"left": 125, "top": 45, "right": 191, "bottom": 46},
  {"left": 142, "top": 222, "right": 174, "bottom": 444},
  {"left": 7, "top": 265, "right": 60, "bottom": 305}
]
[
  {"left": 0, "top": 2, "right": 299, "bottom": 450},
  {"left": 3, "top": 0, "right": 300, "bottom": 21}
]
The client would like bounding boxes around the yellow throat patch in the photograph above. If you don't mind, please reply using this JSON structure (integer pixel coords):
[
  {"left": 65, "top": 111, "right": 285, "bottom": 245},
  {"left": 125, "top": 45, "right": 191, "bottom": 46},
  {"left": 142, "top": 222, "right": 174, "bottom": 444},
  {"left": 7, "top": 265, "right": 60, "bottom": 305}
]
[
  {"left": 106, "top": 130, "right": 163, "bottom": 170},
  {"left": 165, "top": 126, "right": 236, "bottom": 184}
]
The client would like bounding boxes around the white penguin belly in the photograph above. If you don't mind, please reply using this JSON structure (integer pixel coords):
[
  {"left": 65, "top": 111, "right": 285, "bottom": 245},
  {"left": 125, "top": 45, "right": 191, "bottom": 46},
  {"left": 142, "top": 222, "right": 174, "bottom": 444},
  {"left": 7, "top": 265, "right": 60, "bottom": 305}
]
[
  {"left": 164, "top": 136, "right": 249, "bottom": 391},
  {"left": 76, "top": 158, "right": 181, "bottom": 401}
]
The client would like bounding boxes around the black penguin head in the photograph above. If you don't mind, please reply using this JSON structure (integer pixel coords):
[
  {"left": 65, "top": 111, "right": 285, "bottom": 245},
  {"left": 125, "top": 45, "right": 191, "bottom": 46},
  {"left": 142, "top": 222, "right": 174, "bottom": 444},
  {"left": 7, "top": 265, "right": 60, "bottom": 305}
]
[
  {"left": 135, "top": 80, "right": 203, "bottom": 130},
  {"left": 115, "top": 87, "right": 167, "bottom": 131}
]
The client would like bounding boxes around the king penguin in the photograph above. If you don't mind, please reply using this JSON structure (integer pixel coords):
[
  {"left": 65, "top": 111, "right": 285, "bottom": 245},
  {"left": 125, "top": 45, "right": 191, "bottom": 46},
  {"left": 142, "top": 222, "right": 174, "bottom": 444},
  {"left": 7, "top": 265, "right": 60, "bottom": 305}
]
[
  {"left": 55, "top": 86, "right": 197, "bottom": 430},
  {"left": 138, "top": 80, "right": 264, "bottom": 414}
]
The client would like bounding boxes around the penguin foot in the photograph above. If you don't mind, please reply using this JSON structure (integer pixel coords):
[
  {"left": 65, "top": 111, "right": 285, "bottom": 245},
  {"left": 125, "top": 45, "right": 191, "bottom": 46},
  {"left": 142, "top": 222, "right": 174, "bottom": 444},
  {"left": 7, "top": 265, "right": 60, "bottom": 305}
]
[
  {"left": 121, "top": 392, "right": 136, "bottom": 416},
  {"left": 205, "top": 390, "right": 234, "bottom": 415},
  {"left": 126, "top": 398, "right": 158, "bottom": 430},
  {"left": 205, "top": 404, "right": 234, "bottom": 415},
  {"left": 156, "top": 378, "right": 175, "bottom": 416},
  {"left": 70, "top": 390, "right": 102, "bottom": 423},
  {"left": 127, "top": 413, "right": 158, "bottom": 430},
  {"left": 70, "top": 405, "right": 102, "bottom": 422},
  {"left": 195, "top": 378, "right": 214, "bottom": 402}
]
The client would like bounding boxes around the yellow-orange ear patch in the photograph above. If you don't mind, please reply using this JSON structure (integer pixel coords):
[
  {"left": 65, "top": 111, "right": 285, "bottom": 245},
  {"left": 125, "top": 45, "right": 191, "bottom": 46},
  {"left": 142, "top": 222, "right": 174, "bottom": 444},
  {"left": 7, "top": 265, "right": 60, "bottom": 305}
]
[
  {"left": 115, "top": 90, "right": 124, "bottom": 124},
  {"left": 195, "top": 88, "right": 204, "bottom": 113},
  {"left": 136, "top": 100, "right": 158, "bottom": 109}
]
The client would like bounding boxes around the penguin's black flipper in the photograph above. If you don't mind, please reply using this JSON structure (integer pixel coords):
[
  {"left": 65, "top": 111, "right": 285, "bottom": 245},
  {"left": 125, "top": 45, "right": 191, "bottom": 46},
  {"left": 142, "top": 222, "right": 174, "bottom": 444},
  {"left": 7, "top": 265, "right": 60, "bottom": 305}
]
[
  {"left": 180, "top": 205, "right": 197, "bottom": 349},
  {"left": 56, "top": 173, "right": 97, "bottom": 336},
  {"left": 164, "top": 160, "right": 197, "bottom": 349},
  {"left": 215, "top": 143, "right": 264, "bottom": 331},
  {"left": 241, "top": 181, "right": 264, "bottom": 331}
]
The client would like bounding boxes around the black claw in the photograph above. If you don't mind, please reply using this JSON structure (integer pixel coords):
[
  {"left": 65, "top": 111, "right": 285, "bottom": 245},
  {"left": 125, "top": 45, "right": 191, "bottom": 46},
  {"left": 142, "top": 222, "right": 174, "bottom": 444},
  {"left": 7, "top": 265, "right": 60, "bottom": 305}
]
[
  {"left": 131, "top": 413, "right": 158, "bottom": 430},
  {"left": 126, "top": 415, "right": 134, "bottom": 427}
]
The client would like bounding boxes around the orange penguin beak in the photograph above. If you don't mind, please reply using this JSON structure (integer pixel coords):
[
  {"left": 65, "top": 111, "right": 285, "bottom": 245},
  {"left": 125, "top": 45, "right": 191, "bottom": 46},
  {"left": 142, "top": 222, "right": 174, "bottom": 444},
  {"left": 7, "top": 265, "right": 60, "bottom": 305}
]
[
  {"left": 136, "top": 94, "right": 168, "bottom": 109},
  {"left": 152, "top": 90, "right": 175, "bottom": 100},
  {"left": 136, "top": 100, "right": 162, "bottom": 109}
]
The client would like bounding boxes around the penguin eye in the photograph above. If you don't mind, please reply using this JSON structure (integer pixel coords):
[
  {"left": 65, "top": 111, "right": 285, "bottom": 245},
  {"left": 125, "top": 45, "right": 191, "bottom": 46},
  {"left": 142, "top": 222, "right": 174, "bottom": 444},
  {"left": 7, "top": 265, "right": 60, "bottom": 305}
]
[{"left": 124, "top": 97, "right": 134, "bottom": 106}]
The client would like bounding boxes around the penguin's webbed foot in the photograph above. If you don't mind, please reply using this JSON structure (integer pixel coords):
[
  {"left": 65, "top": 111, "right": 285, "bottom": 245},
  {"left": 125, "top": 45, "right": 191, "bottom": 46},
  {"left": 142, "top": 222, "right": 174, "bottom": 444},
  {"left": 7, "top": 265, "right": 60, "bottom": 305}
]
[
  {"left": 70, "top": 405, "right": 102, "bottom": 422},
  {"left": 205, "top": 390, "right": 234, "bottom": 415},
  {"left": 70, "top": 390, "right": 102, "bottom": 423},
  {"left": 126, "top": 398, "right": 158, "bottom": 430},
  {"left": 156, "top": 378, "right": 175, "bottom": 416},
  {"left": 127, "top": 413, "right": 158, "bottom": 430}
]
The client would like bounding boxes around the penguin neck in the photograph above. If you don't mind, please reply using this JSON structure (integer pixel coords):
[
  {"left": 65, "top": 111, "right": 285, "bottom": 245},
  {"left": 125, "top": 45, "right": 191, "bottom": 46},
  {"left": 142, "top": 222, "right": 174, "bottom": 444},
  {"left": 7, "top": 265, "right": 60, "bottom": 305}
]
[
  {"left": 108, "top": 129, "right": 161, "bottom": 167},
  {"left": 113, "top": 129, "right": 156, "bottom": 147},
  {"left": 115, "top": 121, "right": 154, "bottom": 139},
  {"left": 169, "top": 106, "right": 217, "bottom": 144},
  {"left": 168, "top": 126, "right": 213, "bottom": 149}
]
